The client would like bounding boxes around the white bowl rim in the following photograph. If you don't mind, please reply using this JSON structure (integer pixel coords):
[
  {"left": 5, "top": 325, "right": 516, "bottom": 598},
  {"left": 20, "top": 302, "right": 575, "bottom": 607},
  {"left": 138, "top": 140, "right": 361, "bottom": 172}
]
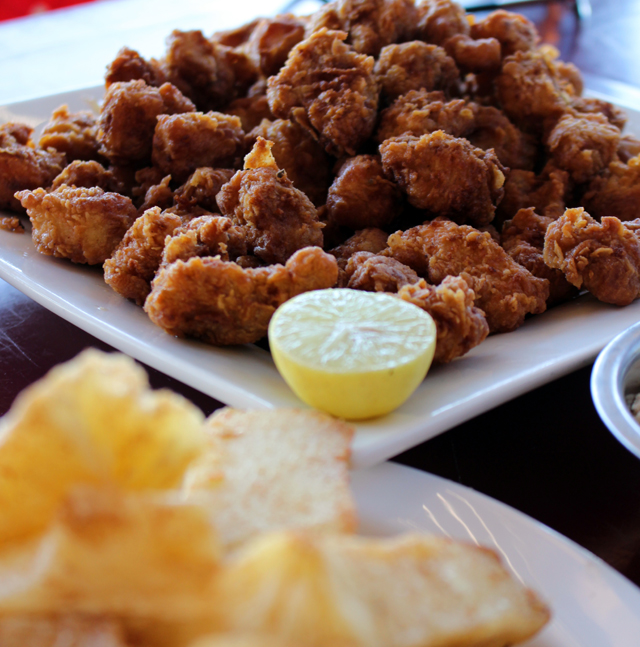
[{"left": 591, "top": 321, "right": 640, "bottom": 460}]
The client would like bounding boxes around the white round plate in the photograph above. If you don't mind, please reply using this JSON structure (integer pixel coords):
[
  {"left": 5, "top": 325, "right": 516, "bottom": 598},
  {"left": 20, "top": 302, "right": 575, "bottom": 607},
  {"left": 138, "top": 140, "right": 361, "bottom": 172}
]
[{"left": 352, "top": 462, "right": 640, "bottom": 647}]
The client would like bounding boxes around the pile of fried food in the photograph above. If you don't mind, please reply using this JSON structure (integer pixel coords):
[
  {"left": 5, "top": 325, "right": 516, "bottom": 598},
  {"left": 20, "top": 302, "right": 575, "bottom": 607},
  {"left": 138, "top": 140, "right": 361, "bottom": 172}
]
[
  {"left": 2, "top": 0, "right": 640, "bottom": 362},
  {"left": 0, "top": 349, "right": 550, "bottom": 646}
]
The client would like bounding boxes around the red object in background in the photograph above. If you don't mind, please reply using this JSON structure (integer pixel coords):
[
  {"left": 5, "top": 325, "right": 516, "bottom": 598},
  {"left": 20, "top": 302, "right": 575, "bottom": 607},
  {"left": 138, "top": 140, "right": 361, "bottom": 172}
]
[{"left": 0, "top": 0, "right": 97, "bottom": 22}]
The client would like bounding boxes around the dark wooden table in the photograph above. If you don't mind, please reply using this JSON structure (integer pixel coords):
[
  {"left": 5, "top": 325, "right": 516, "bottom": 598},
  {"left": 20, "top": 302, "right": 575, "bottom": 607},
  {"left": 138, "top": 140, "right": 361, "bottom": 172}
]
[{"left": 1, "top": 0, "right": 640, "bottom": 588}]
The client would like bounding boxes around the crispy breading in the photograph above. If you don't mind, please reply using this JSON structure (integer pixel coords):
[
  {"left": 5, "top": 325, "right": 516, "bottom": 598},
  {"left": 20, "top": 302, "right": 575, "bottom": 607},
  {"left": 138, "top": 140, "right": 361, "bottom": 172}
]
[
  {"left": 415, "top": 0, "right": 469, "bottom": 45},
  {"left": 470, "top": 9, "right": 538, "bottom": 56},
  {"left": 144, "top": 246, "right": 338, "bottom": 345},
  {"left": 105, "top": 46, "right": 167, "bottom": 88},
  {"left": 344, "top": 251, "right": 419, "bottom": 291},
  {"left": 97, "top": 80, "right": 195, "bottom": 164},
  {"left": 183, "top": 408, "right": 356, "bottom": 551},
  {"left": 152, "top": 112, "right": 245, "bottom": 184},
  {"left": 0, "top": 216, "right": 24, "bottom": 233},
  {"left": 501, "top": 207, "right": 578, "bottom": 306},
  {"left": 0, "top": 123, "right": 65, "bottom": 212},
  {"left": 582, "top": 156, "right": 640, "bottom": 222},
  {"left": 495, "top": 49, "right": 570, "bottom": 132},
  {"left": 50, "top": 160, "right": 125, "bottom": 193},
  {"left": 397, "top": 276, "right": 489, "bottom": 363},
  {"left": 267, "top": 28, "right": 379, "bottom": 157},
  {"left": 104, "top": 207, "right": 184, "bottom": 304},
  {"left": 376, "top": 90, "right": 476, "bottom": 143},
  {"left": 543, "top": 207, "right": 640, "bottom": 305},
  {"left": 570, "top": 96, "right": 626, "bottom": 129},
  {"left": 16, "top": 184, "right": 137, "bottom": 265},
  {"left": 246, "top": 119, "right": 331, "bottom": 206},
  {"left": 617, "top": 134, "right": 640, "bottom": 163},
  {"left": 216, "top": 138, "right": 323, "bottom": 264},
  {"left": 211, "top": 531, "right": 550, "bottom": 647},
  {"left": 385, "top": 219, "right": 549, "bottom": 332},
  {"left": 306, "top": 0, "right": 417, "bottom": 56},
  {"left": 467, "top": 104, "right": 537, "bottom": 170},
  {"left": 442, "top": 34, "right": 501, "bottom": 74},
  {"left": 495, "top": 162, "right": 570, "bottom": 224},
  {"left": 380, "top": 131, "right": 506, "bottom": 227},
  {"left": 326, "top": 154, "right": 403, "bottom": 230},
  {"left": 545, "top": 112, "right": 620, "bottom": 183},
  {"left": 226, "top": 85, "right": 275, "bottom": 132},
  {"left": 163, "top": 29, "right": 255, "bottom": 110},
  {"left": 38, "top": 104, "right": 102, "bottom": 162},
  {"left": 173, "top": 167, "right": 236, "bottom": 213},
  {"left": 242, "top": 14, "right": 306, "bottom": 77},
  {"left": 329, "top": 227, "right": 390, "bottom": 282},
  {"left": 374, "top": 42, "right": 459, "bottom": 103}
]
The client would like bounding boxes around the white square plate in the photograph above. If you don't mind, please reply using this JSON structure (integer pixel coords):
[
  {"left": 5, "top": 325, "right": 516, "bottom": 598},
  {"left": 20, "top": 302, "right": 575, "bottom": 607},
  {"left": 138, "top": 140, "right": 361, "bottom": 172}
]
[{"left": 2, "top": 86, "right": 640, "bottom": 468}]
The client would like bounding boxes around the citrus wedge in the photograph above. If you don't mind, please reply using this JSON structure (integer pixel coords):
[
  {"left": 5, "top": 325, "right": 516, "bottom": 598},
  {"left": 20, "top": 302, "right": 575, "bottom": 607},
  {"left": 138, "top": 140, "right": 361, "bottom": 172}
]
[{"left": 268, "top": 289, "right": 437, "bottom": 420}]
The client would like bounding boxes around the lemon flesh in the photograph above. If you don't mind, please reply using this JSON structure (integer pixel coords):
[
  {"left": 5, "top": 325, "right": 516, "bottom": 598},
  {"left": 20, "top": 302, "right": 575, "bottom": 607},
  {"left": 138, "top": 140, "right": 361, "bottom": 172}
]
[{"left": 269, "top": 289, "right": 437, "bottom": 420}]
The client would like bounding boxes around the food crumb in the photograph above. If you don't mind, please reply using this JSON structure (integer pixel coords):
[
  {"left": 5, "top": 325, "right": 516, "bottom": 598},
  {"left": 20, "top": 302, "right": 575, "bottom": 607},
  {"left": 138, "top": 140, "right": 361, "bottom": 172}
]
[{"left": 0, "top": 216, "right": 24, "bottom": 233}]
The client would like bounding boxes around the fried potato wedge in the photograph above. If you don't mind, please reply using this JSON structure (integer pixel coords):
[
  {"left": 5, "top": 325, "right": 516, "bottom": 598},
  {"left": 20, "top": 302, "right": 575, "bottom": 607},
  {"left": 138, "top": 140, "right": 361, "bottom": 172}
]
[
  {"left": 0, "top": 350, "right": 205, "bottom": 545},
  {"left": 210, "top": 531, "right": 550, "bottom": 647},
  {"left": 183, "top": 408, "right": 356, "bottom": 551},
  {"left": 0, "top": 487, "right": 219, "bottom": 626}
]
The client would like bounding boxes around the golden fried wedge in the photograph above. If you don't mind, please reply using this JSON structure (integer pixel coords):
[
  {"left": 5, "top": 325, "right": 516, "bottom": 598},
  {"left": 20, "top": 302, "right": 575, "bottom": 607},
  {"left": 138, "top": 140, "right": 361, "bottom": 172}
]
[
  {"left": 183, "top": 408, "right": 356, "bottom": 551},
  {"left": 0, "top": 349, "right": 205, "bottom": 546},
  {"left": 211, "top": 531, "right": 550, "bottom": 647}
]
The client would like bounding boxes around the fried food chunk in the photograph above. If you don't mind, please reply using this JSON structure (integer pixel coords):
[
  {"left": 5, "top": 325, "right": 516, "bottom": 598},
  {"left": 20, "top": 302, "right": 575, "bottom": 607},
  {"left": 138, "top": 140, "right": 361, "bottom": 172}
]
[
  {"left": 329, "top": 226, "right": 390, "bottom": 273},
  {"left": 326, "top": 154, "right": 403, "bottom": 230},
  {"left": 570, "top": 96, "right": 625, "bottom": 129},
  {"left": 496, "top": 162, "right": 570, "bottom": 224},
  {"left": 306, "top": 0, "right": 417, "bottom": 56},
  {"left": 495, "top": 49, "right": 570, "bottom": 132},
  {"left": 267, "top": 28, "right": 379, "bottom": 157},
  {"left": 380, "top": 131, "right": 506, "bottom": 227},
  {"left": 582, "top": 156, "right": 640, "bottom": 222},
  {"left": 97, "top": 80, "right": 195, "bottom": 164},
  {"left": 385, "top": 219, "right": 549, "bottom": 332},
  {"left": 543, "top": 207, "right": 640, "bottom": 305},
  {"left": 246, "top": 119, "right": 331, "bottom": 206},
  {"left": 243, "top": 14, "right": 306, "bottom": 77},
  {"left": 501, "top": 207, "right": 578, "bottom": 305},
  {"left": 211, "top": 531, "right": 550, "bottom": 647},
  {"left": 470, "top": 10, "right": 538, "bottom": 56},
  {"left": 442, "top": 34, "right": 502, "bottom": 74},
  {"left": 161, "top": 215, "right": 248, "bottom": 267},
  {"left": 217, "top": 138, "right": 323, "bottom": 264},
  {"left": 103, "top": 207, "right": 184, "bottom": 304},
  {"left": 38, "top": 105, "right": 101, "bottom": 161},
  {"left": 0, "top": 216, "right": 24, "bottom": 233},
  {"left": 17, "top": 184, "right": 137, "bottom": 265},
  {"left": 183, "top": 408, "right": 356, "bottom": 551},
  {"left": 0, "top": 123, "right": 65, "bottom": 212},
  {"left": 397, "top": 276, "right": 489, "bottom": 363},
  {"left": 152, "top": 112, "right": 245, "bottom": 183},
  {"left": 50, "top": 160, "right": 125, "bottom": 193},
  {"left": 163, "top": 29, "right": 249, "bottom": 110},
  {"left": 376, "top": 90, "right": 476, "bottom": 143},
  {"left": 344, "top": 251, "right": 419, "bottom": 291},
  {"left": 144, "top": 246, "right": 338, "bottom": 345},
  {"left": 415, "top": 0, "right": 469, "bottom": 45},
  {"left": 467, "top": 105, "right": 537, "bottom": 171},
  {"left": 105, "top": 45, "right": 167, "bottom": 87},
  {"left": 226, "top": 87, "right": 275, "bottom": 132},
  {"left": 618, "top": 134, "right": 640, "bottom": 163},
  {"left": 374, "top": 42, "right": 459, "bottom": 103},
  {"left": 174, "top": 167, "right": 236, "bottom": 213},
  {"left": 545, "top": 112, "right": 620, "bottom": 183}
]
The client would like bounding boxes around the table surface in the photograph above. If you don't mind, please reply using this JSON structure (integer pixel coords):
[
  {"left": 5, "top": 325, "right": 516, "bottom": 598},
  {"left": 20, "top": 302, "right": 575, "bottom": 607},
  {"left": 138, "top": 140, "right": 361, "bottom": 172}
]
[{"left": 2, "top": 0, "right": 640, "bottom": 590}]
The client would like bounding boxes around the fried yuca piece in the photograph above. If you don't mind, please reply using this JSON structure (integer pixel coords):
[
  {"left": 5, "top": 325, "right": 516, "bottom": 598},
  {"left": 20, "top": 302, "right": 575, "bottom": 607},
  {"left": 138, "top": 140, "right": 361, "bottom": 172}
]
[
  {"left": 183, "top": 408, "right": 357, "bottom": 551},
  {"left": 0, "top": 487, "right": 220, "bottom": 642},
  {"left": 210, "top": 531, "right": 550, "bottom": 647},
  {"left": 0, "top": 349, "right": 205, "bottom": 546}
]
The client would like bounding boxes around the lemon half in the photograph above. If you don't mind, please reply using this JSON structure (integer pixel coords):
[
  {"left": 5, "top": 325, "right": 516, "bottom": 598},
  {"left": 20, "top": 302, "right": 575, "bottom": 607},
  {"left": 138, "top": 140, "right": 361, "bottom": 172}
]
[{"left": 269, "top": 289, "right": 437, "bottom": 420}]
